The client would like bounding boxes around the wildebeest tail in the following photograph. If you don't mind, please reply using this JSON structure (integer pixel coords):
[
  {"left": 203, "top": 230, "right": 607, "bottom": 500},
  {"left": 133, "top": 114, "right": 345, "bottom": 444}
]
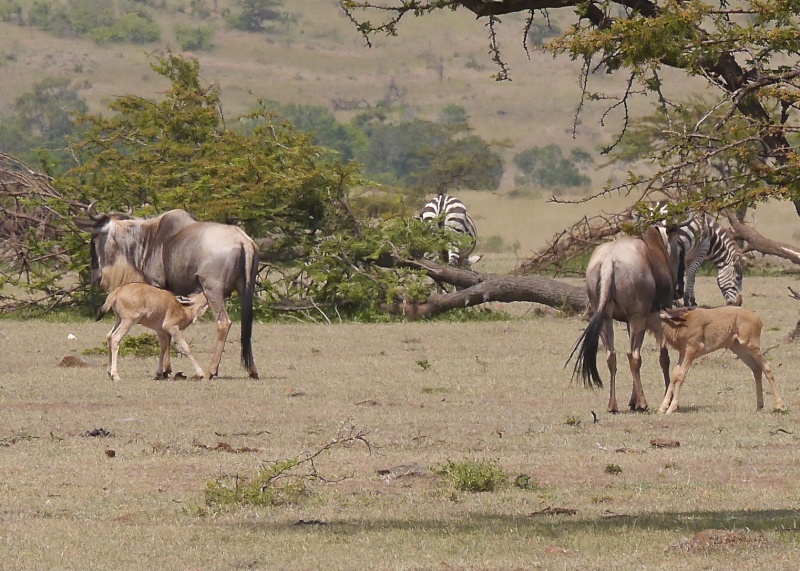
[
  {"left": 239, "top": 244, "right": 259, "bottom": 377},
  {"left": 567, "top": 311, "right": 604, "bottom": 388}
]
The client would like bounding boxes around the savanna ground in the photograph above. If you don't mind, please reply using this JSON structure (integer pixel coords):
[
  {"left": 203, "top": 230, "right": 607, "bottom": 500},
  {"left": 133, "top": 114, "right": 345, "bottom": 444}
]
[{"left": 3, "top": 276, "right": 800, "bottom": 570}]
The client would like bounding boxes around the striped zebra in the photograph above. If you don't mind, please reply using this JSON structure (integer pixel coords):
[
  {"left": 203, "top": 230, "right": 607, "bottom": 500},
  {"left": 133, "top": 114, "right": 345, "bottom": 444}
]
[
  {"left": 673, "top": 212, "right": 743, "bottom": 307},
  {"left": 419, "top": 194, "right": 482, "bottom": 268}
]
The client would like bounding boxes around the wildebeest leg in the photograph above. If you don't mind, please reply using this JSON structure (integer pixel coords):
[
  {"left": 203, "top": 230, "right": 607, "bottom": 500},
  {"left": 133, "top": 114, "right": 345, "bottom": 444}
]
[
  {"left": 731, "top": 343, "right": 785, "bottom": 411},
  {"left": 107, "top": 319, "right": 134, "bottom": 382},
  {"left": 205, "top": 293, "right": 231, "bottom": 379},
  {"left": 626, "top": 320, "right": 649, "bottom": 412},
  {"left": 660, "top": 350, "right": 695, "bottom": 414},
  {"left": 600, "top": 318, "right": 618, "bottom": 413},
  {"left": 168, "top": 325, "right": 208, "bottom": 380},
  {"left": 154, "top": 329, "right": 172, "bottom": 380}
]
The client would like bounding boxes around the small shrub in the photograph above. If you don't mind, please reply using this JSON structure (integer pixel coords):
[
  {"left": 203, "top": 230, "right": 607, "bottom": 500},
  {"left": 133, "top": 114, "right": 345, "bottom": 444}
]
[
  {"left": 174, "top": 23, "right": 214, "bottom": 51},
  {"left": 605, "top": 463, "right": 622, "bottom": 475},
  {"left": 82, "top": 332, "right": 166, "bottom": 357},
  {"left": 565, "top": 415, "right": 582, "bottom": 428},
  {"left": 416, "top": 358, "right": 432, "bottom": 370},
  {"left": 513, "top": 473, "right": 538, "bottom": 490},
  {"left": 204, "top": 459, "right": 307, "bottom": 511},
  {"left": 434, "top": 458, "right": 508, "bottom": 492}
]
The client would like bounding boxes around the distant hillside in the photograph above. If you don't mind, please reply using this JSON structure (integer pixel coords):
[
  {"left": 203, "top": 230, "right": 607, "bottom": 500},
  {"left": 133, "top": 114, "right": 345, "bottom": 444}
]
[
  {"left": 0, "top": 0, "right": 663, "bottom": 187},
  {"left": 3, "top": 0, "right": 796, "bottom": 259}
]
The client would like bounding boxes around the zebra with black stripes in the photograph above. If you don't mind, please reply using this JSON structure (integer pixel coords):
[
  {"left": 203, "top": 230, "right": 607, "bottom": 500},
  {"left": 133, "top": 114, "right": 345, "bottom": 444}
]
[
  {"left": 673, "top": 212, "right": 743, "bottom": 307},
  {"left": 419, "top": 194, "right": 481, "bottom": 268}
]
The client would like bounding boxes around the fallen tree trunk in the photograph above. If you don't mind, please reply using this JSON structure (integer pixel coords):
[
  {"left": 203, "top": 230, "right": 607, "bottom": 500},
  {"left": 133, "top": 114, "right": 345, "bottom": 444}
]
[
  {"left": 380, "top": 271, "right": 588, "bottom": 319},
  {"left": 727, "top": 212, "right": 800, "bottom": 265}
]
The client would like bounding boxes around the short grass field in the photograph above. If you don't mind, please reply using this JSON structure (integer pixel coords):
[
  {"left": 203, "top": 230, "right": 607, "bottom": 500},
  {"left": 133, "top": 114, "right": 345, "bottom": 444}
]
[{"left": 3, "top": 276, "right": 800, "bottom": 570}]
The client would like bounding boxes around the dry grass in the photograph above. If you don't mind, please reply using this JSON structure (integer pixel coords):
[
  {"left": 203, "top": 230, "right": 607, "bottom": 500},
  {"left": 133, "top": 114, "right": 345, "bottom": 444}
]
[{"left": 3, "top": 276, "right": 800, "bottom": 569}]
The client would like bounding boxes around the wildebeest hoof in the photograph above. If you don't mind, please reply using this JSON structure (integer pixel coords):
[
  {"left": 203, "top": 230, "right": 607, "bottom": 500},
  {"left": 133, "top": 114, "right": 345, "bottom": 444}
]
[
  {"left": 173, "top": 371, "right": 188, "bottom": 380},
  {"left": 154, "top": 372, "right": 171, "bottom": 380}
]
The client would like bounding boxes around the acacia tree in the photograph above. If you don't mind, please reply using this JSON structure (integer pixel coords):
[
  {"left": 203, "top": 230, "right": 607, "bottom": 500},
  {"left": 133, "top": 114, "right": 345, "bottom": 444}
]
[{"left": 341, "top": 1, "right": 800, "bottom": 220}]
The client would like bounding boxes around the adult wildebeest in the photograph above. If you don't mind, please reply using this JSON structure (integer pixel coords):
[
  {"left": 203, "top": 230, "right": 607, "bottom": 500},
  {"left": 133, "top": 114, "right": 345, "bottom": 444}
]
[
  {"left": 77, "top": 202, "right": 259, "bottom": 379},
  {"left": 568, "top": 225, "right": 682, "bottom": 413}
]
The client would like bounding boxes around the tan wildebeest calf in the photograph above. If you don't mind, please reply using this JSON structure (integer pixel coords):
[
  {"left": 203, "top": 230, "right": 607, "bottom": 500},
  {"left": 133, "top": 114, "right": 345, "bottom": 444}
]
[
  {"left": 97, "top": 283, "right": 209, "bottom": 381},
  {"left": 648, "top": 306, "right": 785, "bottom": 413}
]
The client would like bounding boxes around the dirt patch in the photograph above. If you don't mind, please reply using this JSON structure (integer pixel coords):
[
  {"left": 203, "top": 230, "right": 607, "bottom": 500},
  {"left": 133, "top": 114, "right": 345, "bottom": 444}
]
[{"left": 674, "top": 529, "right": 770, "bottom": 552}]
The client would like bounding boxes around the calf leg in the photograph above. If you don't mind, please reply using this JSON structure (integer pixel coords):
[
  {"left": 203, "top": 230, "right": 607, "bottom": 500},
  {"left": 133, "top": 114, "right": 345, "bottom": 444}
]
[
  {"left": 107, "top": 319, "right": 135, "bottom": 382},
  {"left": 154, "top": 330, "right": 171, "bottom": 380},
  {"left": 732, "top": 343, "right": 785, "bottom": 411},
  {"left": 167, "top": 325, "right": 208, "bottom": 380},
  {"left": 660, "top": 350, "right": 695, "bottom": 414}
]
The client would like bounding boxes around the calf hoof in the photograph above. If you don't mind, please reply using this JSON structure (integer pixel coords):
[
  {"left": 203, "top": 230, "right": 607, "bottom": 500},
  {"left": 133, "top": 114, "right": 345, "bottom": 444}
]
[{"left": 153, "top": 372, "right": 171, "bottom": 381}]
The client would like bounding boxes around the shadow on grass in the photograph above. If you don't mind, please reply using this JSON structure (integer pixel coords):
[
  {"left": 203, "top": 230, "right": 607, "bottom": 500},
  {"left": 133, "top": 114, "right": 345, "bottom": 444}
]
[{"left": 233, "top": 508, "right": 800, "bottom": 537}]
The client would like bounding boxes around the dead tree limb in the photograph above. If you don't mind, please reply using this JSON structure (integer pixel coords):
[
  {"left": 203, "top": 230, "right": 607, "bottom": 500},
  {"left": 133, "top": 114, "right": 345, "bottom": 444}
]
[{"left": 726, "top": 212, "right": 800, "bottom": 265}]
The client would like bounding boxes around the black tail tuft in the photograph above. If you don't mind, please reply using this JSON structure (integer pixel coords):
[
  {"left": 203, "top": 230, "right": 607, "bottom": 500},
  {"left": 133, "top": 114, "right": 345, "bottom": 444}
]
[{"left": 565, "top": 312, "right": 604, "bottom": 388}]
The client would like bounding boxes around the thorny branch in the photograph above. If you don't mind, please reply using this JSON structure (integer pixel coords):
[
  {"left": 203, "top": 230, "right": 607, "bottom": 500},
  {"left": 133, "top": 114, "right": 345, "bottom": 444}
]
[{"left": 263, "top": 420, "right": 373, "bottom": 484}]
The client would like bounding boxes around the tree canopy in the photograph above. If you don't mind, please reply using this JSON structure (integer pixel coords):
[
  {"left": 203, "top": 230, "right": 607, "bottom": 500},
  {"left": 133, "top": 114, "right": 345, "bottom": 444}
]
[{"left": 341, "top": 0, "right": 800, "bottom": 216}]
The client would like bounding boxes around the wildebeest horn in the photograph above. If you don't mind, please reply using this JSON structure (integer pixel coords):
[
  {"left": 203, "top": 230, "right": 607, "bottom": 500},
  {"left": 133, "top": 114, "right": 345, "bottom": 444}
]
[{"left": 87, "top": 200, "right": 104, "bottom": 221}]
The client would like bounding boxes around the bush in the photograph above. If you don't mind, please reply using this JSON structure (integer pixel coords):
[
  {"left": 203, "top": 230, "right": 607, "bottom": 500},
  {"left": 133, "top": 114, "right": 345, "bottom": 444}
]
[
  {"left": 0, "top": 0, "right": 22, "bottom": 23},
  {"left": 433, "top": 458, "right": 508, "bottom": 492},
  {"left": 89, "top": 12, "right": 161, "bottom": 44},
  {"left": 513, "top": 144, "right": 591, "bottom": 191},
  {"left": 174, "top": 23, "right": 214, "bottom": 51}
]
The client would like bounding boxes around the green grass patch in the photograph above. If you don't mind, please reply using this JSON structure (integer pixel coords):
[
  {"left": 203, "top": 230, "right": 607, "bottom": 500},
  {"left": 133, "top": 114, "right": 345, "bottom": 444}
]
[
  {"left": 433, "top": 458, "right": 508, "bottom": 493},
  {"left": 82, "top": 333, "right": 166, "bottom": 358}
]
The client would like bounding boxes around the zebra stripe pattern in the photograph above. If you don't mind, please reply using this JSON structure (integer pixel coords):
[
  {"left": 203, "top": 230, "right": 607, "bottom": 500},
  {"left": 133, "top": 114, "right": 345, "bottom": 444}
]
[
  {"left": 419, "top": 194, "right": 480, "bottom": 267},
  {"left": 674, "top": 212, "right": 743, "bottom": 306}
]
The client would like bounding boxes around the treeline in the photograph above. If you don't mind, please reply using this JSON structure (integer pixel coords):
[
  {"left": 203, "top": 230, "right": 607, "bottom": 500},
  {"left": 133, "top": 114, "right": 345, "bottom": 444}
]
[
  {"left": 0, "top": 0, "right": 289, "bottom": 50},
  {"left": 0, "top": 73, "right": 594, "bottom": 197}
]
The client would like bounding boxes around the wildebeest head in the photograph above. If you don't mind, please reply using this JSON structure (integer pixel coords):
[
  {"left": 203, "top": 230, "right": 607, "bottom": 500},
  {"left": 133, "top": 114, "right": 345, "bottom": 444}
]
[{"left": 75, "top": 201, "right": 144, "bottom": 290}]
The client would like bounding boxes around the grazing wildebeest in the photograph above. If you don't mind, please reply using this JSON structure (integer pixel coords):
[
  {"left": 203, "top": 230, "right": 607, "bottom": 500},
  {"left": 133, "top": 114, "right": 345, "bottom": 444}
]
[
  {"left": 77, "top": 202, "right": 259, "bottom": 379},
  {"left": 98, "top": 283, "right": 209, "bottom": 382},
  {"left": 568, "top": 225, "right": 682, "bottom": 412}
]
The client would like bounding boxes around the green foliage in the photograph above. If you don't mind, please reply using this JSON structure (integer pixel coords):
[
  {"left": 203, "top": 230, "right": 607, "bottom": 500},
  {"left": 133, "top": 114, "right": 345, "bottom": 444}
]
[
  {"left": 0, "top": 76, "right": 88, "bottom": 167},
  {"left": 265, "top": 100, "right": 367, "bottom": 162},
  {"left": 564, "top": 415, "right": 582, "bottom": 428},
  {"left": 173, "top": 22, "right": 214, "bottom": 51},
  {"left": 415, "top": 358, "right": 431, "bottom": 370},
  {"left": 82, "top": 332, "right": 165, "bottom": 357},
  {"left": 24, "top": 0, "right": 160, "bottom": 44},
  {"left": 355, "top": 105, "right": 504, "bottom": 192},
  {"left": 513, "top": 144, "right": 591, "bottom": 192},
  {"left": 0, "top": 0, "right": 22, "bottom": 23},
  {"left": 204, "top": 459, "right": 307, "bottom": 511},
  {"left": 433, "top": 458, "right": 508, "bottom": 493},
  {"left": 224, "top": 0, "right": 286, "bottom": 32},
  {"left": 89, "top": 11, "right": 160, "bottom": 44},
  {"left": 605, "top": 464, "right": 622, "bottom": 475},
  {"left": 3, "top": 54, "right": 480, "bottom": 316},
  {"left": 513, "top": 473, "right": 539, "bottom": 490}
]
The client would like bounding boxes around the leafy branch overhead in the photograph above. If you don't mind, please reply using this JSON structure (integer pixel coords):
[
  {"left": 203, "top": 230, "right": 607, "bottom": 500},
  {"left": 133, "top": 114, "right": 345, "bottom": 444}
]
[{"left": 341, "top": 0, "right": 800, "bottom": 215}]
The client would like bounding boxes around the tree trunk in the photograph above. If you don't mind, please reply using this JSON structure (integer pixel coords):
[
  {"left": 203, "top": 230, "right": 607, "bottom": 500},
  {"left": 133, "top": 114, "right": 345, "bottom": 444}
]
[
  {"left": 726, "top": 213, "right": 800, "bottom": 265},
  {"left": 381, "top": 274, "right": 588, "bottom": 319}
]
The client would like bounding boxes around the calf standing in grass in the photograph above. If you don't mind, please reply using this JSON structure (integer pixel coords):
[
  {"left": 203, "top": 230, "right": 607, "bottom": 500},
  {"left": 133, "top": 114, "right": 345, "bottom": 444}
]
[
  {"left": 647, "top": 306, "right": 785, "bottom": 414},
  {"left": 97, "top": 283, "right": 209, "bottom": 381}
]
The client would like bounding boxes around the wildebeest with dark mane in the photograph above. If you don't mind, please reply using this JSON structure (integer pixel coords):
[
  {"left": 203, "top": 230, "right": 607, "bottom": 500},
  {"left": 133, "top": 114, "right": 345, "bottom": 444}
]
[
  {"left": 568, "top": 225, "right": 683, "bottom": 413},
  {"left": 76, "top": 202, "right": 260, "bottom": 379}
]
